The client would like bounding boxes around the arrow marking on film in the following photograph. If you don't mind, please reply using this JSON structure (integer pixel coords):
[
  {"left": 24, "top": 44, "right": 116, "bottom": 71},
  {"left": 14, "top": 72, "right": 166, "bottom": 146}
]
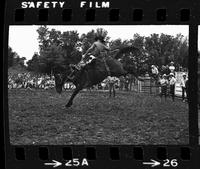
[
  {"left": 143, "top": 159, "right": 160, "bottom": 167},
  {"left": 44, "top": 160, "right": 62, "bottom": 168}
]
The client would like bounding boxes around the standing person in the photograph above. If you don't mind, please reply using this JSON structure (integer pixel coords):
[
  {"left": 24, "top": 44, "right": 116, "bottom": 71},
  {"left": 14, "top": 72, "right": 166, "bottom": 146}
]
[
  {"left": 185, "top": 78, "right": 188, "bottom": 101},
  {"left": 169, "top": 73, "right": 176, "bottom": 101},
  {"left": 124, "top": 75, "right": 129, "bottom": 91},
  {"left": 160, "top": 65, "right": 170, "bottom": 76},
  {"left": 160, "top": 65, "right": 166, "bottom": 75},
  {"left": 159, "top": 74, "right": 168, "bottom": 101},
  {"left": 165, "top": 65, "right": 171, "bottom": 75},
  {"left": 119, "top": 76, "right": 124, "bottom": 91},
  {"left": 169, "top": 61, "right": 175, "bottom": 74},
  {"left": 151, "top": 65, "right": 159, "bottom": 81},
  {"left": 180, "top": 73, "right": 188, "bottom": 102},
  {"left": 107, "top": 76, "right": 118, "bottom": 97}
]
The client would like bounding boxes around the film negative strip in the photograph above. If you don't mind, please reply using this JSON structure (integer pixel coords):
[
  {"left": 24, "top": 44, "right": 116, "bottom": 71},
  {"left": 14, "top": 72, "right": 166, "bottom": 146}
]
[{"left": 3, "top": 0, "right": 200, "bottom": 168}]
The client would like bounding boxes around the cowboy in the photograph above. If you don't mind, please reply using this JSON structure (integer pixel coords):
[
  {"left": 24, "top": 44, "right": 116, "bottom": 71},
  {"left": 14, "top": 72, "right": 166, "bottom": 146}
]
[
  {"left": 83, "top": 35, "right": 109, "bottom": 61},
  {"left": 107, "top": 76, "right": 118, "bottom": 97},
  {"left": 68, "top": 35, "right": 111, "bottom": 79},
  {"left": 169, "top": 72, "right": 176, "bottom": 101},
  {"left": 160, "top": 74, "right": 168, "bottom": 101}
]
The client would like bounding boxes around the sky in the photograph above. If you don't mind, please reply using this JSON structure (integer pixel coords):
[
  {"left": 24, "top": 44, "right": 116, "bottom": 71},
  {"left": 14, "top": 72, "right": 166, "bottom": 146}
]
[{"left": 8, "top": 25, "right": 189, "bottom": 61}]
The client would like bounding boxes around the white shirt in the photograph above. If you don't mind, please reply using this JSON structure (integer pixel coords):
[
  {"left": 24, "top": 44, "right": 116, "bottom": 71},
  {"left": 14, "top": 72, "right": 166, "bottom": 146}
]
[
  {"left": 169, "top": 66, "right": 175, "bottom": 72},
  {"left": 180, "top": 78, "right": 187, "bottom": 88},
  {"left": 152, "top": 67, "right": 159, "bottom": 74},
  {"left": 107, "top": 76, "right": 118, "bottom": 83},
  {"left": 169, "top": 77, "right": 176, "bottom": 85},
  {"left": 160, "top": 78, "right": 168, "bottom": 86}
]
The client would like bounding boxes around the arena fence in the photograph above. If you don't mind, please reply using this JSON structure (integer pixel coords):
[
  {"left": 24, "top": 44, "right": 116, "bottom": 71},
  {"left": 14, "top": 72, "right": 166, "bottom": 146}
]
[{"left": 136, "top": 76, "right": 185, "bottom": 98}]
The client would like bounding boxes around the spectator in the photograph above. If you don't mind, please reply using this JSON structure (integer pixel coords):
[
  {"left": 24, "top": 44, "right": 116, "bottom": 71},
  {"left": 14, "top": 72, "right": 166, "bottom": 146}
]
[
  {"left": 169, "top": 73, "right": 176, "bottom": 101},
  {"left": 165, "top": 65, "right": 171, "bottom": 75},
  {"left": 8, "top": 73, "right": 57, "bottom": 90},
  {"left": 151, "top": 65, "right": 159, "bottom": 84},
  {"left": 159, "top": 74, "right": 168, "bottom": 101},
  {"left": 151, "top": 65, "right": 159, "bottom": 77},
  {"left": 124, "top": 75, "right": 129, "bottom": 91},
  {"left": 160, "top": 65, "right": 170, "bottom": 75},
  {"left": 180, "top": 73, "right": 188, "bottom": 102},
  {"left": 185, "top": 78, "right": 188, "bottom": 101},
  {"left": 169, "top": 61, "right": 175, "bottom": 74},
  {"left": 119, "top": 76, "right": 125, "bottom": 91},
  {"left": 160, "top": 65, "right": 166, "bottom": 75},
  {"left": 107, "top": 76, "right": 118, "bottom": 97}
]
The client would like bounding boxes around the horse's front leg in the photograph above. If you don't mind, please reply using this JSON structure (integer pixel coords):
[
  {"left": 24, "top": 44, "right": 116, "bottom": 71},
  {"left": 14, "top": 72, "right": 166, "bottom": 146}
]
[{"left": 65, "top": 86, "right": 82, "bottom": 108}]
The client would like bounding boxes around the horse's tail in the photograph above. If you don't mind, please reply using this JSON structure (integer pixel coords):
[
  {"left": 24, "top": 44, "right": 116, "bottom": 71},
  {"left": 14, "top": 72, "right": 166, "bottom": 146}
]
[{"left": 114, "top": 46, "right": 140, "bottom": 59}]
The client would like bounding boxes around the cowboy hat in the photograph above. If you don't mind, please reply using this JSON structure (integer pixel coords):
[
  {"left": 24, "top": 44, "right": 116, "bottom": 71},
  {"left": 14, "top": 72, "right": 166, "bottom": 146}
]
[{"left": 94, "top": 35, "right": 105, "bottom": 43}]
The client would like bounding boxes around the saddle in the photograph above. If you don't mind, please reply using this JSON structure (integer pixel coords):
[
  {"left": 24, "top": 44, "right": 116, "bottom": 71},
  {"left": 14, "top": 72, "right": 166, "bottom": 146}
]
[
  {"left": 67, "top": 55, "right": 111, "bottom": 80},
  {"left": 87, "top": 57, "right": 111, "bottom": 76}
]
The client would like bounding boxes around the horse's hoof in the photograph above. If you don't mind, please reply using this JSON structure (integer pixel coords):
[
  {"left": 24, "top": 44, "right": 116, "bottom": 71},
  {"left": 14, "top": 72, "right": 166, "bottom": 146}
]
[{"left": 65, "top": 103, "right": 72, "bottom": 108}]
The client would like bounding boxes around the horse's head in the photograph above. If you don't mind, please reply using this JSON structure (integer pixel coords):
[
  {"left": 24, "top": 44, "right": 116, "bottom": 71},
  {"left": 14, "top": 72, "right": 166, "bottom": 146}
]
[
  {"left": 54, "top": 73, "right": 66, "bottom": 94},
  {"left": 53, "top": 65, "right": 77, "bottom": 93}
]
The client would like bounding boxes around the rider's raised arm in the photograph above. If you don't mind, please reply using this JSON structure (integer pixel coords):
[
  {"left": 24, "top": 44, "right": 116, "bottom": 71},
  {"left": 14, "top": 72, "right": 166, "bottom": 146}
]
[{"left": 104, "top": 45, "right": 110, "bottom": 51}]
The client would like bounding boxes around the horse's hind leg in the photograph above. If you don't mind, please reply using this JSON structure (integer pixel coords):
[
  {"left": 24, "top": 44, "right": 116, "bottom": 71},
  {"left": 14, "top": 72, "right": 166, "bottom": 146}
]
[{"left": 65, "top": 87, "right": 82, "bottom": 108}]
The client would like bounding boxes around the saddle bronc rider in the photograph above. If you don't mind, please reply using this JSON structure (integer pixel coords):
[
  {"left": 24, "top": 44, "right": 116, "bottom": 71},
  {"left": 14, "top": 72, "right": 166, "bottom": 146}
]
[{"left": 68, "top": 35, "right": 111, "bottom": 79}]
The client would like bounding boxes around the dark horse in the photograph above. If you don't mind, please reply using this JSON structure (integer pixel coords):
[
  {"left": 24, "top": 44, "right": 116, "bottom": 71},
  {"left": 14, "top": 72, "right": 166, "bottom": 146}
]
[{"left": 54, "top": 46, "right": 140, "bottom": 107}]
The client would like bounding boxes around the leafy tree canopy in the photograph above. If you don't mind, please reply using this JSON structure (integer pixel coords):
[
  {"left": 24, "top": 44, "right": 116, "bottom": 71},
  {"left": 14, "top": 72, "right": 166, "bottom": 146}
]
[{"left": 26, "top": 26, "right": 188, "bottom": 76}]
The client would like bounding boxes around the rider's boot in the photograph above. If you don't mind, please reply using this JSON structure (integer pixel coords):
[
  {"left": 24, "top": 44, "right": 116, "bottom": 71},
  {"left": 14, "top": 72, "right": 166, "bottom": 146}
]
[
  {"left": 67, "top": 73, "right": 75, "bottom": 80},
  {"left": 67, "top": 65, "right": 76, "bottom": 80},
  {"left": 67, "top": 61, "right": 85, "bottom": 80}
]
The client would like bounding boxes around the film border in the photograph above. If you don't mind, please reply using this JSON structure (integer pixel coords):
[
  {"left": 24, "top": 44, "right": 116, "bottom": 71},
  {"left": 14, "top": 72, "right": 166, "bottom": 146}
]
[{"left": 3, "top": 0, "right": 200, "bottom": 168}]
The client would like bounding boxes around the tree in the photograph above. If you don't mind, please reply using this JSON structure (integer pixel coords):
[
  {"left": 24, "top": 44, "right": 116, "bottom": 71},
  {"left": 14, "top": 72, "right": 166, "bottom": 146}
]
[
  {"left": 37, "top": 26, "right": 49, "bottom": 52},
  {"left": 130, "top": 34, "right": 147, "bottom": 75},
  {"left": 32, "top": 26, "right": 188, "bottom": 76},
  {"left": 8, "top": 46, "right": 26, "bottom": 68},
  {"left": 144, "top": 33, "right": 188, "bottom": 69},
  {"left": 145, "top": 33, "right": 162, "bottom": 66},
  {"left": 39, "top": 43, "right": 66, "bottom": 74},
  {"left": 48, "top": 29, "right": 62, "bottom": 46},
  {"left": 60, "top": 30, "right": 81, "bottom": 64},
  {"left": 8, "top": 47, "right": 15, "bottom": 67},
  {"left": 26, "top": 52, "right": 40, "bottom": 72},
  {"left": 173, "top": 34, "right": 188, "bottom": 69},
  {"left": 35, "top": 26, "right": 82, "bottom": 74}
]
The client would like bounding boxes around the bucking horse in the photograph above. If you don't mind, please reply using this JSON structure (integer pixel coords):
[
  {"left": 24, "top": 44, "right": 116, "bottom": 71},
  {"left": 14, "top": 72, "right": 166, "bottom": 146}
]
[{"left": 54, "top": 46, "right": 141, "bottom": 107}]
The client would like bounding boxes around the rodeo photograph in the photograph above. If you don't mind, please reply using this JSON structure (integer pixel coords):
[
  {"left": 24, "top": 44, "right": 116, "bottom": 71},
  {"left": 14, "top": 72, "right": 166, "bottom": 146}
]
[{"left": 8, "top": 25, "right": 189, "bottom": 145}]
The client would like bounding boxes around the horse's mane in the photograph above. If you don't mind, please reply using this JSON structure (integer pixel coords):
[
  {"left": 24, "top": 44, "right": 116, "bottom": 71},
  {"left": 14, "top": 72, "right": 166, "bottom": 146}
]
[{"left": 114, "top": 46, "right": 140, "bottom": 59}]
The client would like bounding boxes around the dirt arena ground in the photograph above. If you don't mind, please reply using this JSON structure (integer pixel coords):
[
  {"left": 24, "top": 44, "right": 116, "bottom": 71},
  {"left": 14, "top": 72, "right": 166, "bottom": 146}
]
[{"left": 8, "top": 89, "right": 189, "bottom": 145}]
